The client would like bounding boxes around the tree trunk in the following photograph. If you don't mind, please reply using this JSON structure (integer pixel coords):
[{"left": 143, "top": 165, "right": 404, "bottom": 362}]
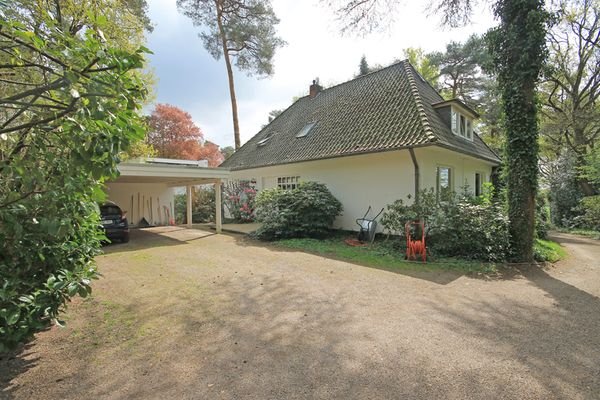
[
  {"left": 496, "top": 0, "right": 548, "bottom": 262},
  {"left": 505, "top": 81, "right": 538, "bottom": 262},
  {"left": 573, "top": 126, "right": 597, "bottom": 196},
  {"left": 576, "top": 153, "right": 597, "bottom": 196},
  {"left": 215, "top": 0, "right": 241, "bottom": 150}
]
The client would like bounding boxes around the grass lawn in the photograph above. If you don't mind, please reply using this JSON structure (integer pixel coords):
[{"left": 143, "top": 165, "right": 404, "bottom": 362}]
[
  {"left": 555, "top": 228, "right": 600, "bottom": 240},
  {"left": 274, "top": 235, "right": 499, "bottom": 275},
  {"left": 275, "top": 235, "right": 569, "bottom": 275},
  {"left": 534, "top": 238, "right": 568, "bottom": 263}
]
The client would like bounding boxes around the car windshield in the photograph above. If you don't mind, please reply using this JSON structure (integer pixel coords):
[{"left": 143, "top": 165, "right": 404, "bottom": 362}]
[{"left": 100, "top": 206, "right": 121, "bottom": 216}]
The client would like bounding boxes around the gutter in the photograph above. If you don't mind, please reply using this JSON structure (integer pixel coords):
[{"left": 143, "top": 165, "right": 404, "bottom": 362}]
[{"left": 408, "top": 147, "right": 420, "bottom": 202}]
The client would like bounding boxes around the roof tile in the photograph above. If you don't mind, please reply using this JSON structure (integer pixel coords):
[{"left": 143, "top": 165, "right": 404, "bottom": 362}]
[{"left": 221, "top": 60, "right": 501, "bottom": 170}]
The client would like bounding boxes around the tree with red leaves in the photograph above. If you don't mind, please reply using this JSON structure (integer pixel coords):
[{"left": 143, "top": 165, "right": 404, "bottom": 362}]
[
  {"left": 147, "top": 103, "right": 224, "bottom": 166},
  {"left": 198, "top": 140, "right": 225, "bottom": 167}
]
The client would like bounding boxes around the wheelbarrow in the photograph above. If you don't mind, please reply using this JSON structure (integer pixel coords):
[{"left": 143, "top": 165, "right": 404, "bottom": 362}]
[{"left": 356, "top": 206, "right": 384, "bottom": 243}]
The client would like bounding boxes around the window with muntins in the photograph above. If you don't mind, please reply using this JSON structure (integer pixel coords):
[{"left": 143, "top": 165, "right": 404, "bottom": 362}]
[
  {"left": 451, "top": 107, "right": 473, "bottom": 140},
  {"left": 437, "top": 166, "right": 453, "bottom": 201},
  {"left": 277, "top": 176, "right": 300, "bottom": 190}
]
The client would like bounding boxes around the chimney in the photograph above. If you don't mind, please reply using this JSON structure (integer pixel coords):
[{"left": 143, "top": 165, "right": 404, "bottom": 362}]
[{"left": 309, "top": 79, "right": 322, "bottom": 98}]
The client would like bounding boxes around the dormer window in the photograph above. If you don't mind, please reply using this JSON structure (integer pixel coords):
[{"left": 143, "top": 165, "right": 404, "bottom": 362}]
[
  {"left": 434, "top": 99, "right": 478, "bottom": 142},
  {"left": 451, "top": 108, "right": 473, "bottom": 140}
]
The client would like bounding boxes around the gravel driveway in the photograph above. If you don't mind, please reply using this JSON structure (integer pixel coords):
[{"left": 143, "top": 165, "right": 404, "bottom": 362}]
[{"left": 1, "top": 228, "right": 599, "bottom": 400}]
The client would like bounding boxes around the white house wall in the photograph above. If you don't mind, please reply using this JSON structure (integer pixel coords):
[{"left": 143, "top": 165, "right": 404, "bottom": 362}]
[
  {"left": 230, "top": 147, "right": 495, "bottom": 231},
  {"left": 104, "top": 182, "right": 175, "bottom": 226},
  {"left": 414, "top": 146, "right": 494, "bottom": 196}
]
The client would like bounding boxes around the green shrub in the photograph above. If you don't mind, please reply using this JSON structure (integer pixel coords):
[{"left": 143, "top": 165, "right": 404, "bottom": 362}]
[
  {"left": 533, "top": 239, "right": 566, "bottom": 263},
  {"left": 380, "top": 189, "right": 441, "bottom": 237},
  {"left": 174, "top": 186, "right": 216, "bottom": 224},
  {"left": 536, "top": 192, "right": 550, "bottom": 239},
  {"left": 381, "top": 188, "right": 510, "bottom": 262},
  {"left": 0, "top": 15, "right": 147, "bottom": 351},
  {"left": 575, "top": 195, "right": 600, "bottom": 231},
  {"left": 431, "top": 201, "right": 510, "bottom": 262},
  {"left": 547, "top": 152, "right": 583, "bottom": 227},
  {"left": 254, "top": 182, "right": 342, "bottom": 240}
]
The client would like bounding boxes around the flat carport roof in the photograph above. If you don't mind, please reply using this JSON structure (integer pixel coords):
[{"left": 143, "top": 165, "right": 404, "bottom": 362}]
[{"left": 112, "top": 162, "right": 231, "bottom": 233}]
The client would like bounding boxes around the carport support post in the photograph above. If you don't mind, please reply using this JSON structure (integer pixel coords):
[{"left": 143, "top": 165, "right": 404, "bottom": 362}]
[
  {"left": 186, "top": 185, "right": 193, "bottom": 227},
  {"left": 215, "top": 179, "right": 222, "bottom": 234}
]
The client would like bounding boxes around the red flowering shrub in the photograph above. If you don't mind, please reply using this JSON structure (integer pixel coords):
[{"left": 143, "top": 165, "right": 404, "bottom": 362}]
[{"left": 223, "top": 181, "right": 256, "bottom": 222}]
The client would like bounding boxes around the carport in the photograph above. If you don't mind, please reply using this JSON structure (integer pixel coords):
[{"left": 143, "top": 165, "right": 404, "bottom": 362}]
[{"left": 108, "top": 159, "right": 230, "bottom": 233}]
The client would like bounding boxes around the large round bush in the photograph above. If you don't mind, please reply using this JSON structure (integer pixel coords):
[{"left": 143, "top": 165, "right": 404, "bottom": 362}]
[
  {"left": 381, "top": 189, "right": 510, "bottom": 262},
  {"left": 254, "top": 182, "right": 342, "bottom": 240}
]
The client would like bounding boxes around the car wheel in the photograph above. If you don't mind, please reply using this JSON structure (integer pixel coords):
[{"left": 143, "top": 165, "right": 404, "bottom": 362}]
[{"left": 122, "top": 233, "right": 130, "bottom": 243}]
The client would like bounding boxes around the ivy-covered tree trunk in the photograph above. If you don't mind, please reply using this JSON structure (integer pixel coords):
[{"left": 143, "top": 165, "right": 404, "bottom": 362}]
[{"left": 488, "top": 0, "right": 549, "bottom": 262}]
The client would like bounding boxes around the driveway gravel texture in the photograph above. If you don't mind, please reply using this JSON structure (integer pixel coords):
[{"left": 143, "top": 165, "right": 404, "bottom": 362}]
[{"left": 1, "top": 228, "right": 599, "bottom": 400}]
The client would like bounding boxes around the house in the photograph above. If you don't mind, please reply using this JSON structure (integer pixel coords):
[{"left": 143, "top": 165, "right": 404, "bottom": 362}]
[{"left": 221, "top": 60, "right": 500, "bottom": 231}]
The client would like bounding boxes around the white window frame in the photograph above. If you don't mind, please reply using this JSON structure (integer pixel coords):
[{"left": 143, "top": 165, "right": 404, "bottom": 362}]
[
  {"left": 451, "top": 106, "right": 474, "bottom": 142},
  {"left": 475, "top": 172, "right": 484, "bottom": 197},
  {"left": 451, "top": 109, "right": 458, "bottom": 134},
  {"left": 277, "top": 176, "right": 300, "bottom": 190},
  {"left": 436, "top": 165, "right": 453, "bottom": 200}
]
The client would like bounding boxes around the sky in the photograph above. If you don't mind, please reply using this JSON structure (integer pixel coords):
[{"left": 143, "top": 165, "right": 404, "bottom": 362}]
[{"left": 145, "top": 0, "right": 496, "bottom": 148}]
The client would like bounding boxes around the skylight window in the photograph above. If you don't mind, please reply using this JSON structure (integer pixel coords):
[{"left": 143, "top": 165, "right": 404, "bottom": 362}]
[
  {"left": 257, "top": 132, "right": 275, "bottom": 146},
  {"left": 296, "top": 121, "right": 317, "bottom": 138}
]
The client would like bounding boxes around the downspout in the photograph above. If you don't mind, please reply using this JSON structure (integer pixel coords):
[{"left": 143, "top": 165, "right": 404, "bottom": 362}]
[{"left": 409, "top": 148, "right": 420, "bottom": 203}]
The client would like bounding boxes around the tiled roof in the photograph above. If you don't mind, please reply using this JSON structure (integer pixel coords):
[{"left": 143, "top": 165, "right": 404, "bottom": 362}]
[{"left": 221, "top": 60, "right": 501, "bottom": 170}]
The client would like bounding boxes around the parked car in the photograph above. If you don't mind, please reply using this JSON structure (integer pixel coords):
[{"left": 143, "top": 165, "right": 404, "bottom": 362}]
[{"left": 99, "top": 201, "right": 129, "bottom": 243}]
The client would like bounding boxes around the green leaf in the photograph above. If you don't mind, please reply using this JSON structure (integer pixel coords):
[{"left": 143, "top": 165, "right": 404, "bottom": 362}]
[{"left": 6, "top": 308, "right": 21, "bottom": 326}]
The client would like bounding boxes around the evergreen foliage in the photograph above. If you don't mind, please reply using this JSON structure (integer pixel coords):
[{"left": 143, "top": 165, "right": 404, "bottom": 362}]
[
  {"left": 254, "top": 182, "right": 342, "bottom": 240},
  {"left": 359, "top": 55, "right": 370, "bottom": 75},
  {"left": 486, "top": 0, "right": 550, "bottom": 261},
  {"left": 0, "top": 4, "right": 149, "bottom": 350}
]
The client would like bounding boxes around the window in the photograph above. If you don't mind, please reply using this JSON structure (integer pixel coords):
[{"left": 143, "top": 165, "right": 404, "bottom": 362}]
[
  {"left": 277, "top": 176, "right": 300, "bottom": 190},
  {"left": 257, "top": 132, "right": 276, "bottom": 146},
  {"left": 257, "top": 136, "right": 271, "bottom": 146},
  {"left": 451, "top": 110, "right": 458, "bottom": 134},
  {"left": 296, "top": 121, "right": 317, "bottom": 138},
  {"left": 466, "top": 119, "right": 473, "bottom": 139},
  {"left": 475, "top": 173, "right": 483, "bottom": 197},
  {"left": 436, "top": 166, "right": 453, "bottom": 201},
  {"left": 451, "top": 107, "right": 473, "bottom": 141}
]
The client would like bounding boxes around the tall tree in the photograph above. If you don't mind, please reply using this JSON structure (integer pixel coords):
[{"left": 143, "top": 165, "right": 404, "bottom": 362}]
[
  {"left": 327, "top": 0, "right": 550, "bottom": 261},
  {"left": 540, "top": 0, "right": 600, "bottom": 196},
  {"left": 198, "top": 141, "right": 226, "bottom": 166},
  {"left": 359, "top": 55, "right": 370, "bottom": 75},
  {"left": 177, "top": 0, "right": 285, "bottom": 150},
  {"left": 268, "top": 108, "right": 284, "bottom": 122},
  {"left": 428, "top": 34, "right": 489, "bottom": 104},
  {"left": 220, "top": 145, "right": 235, "bottom": 160},
  {"left": 487, "top": 0, "right": 550, "bottom": 261},
  {"left": 147, "top": 104, "right": 224, "bottom": 166},
  {"left": 427, "top": 35, "right": 504, "bottom": 148},
  {"left": 403, "top": 48, "right": 439, "bottom": 87},
  {"left": 3, "top": 0, "right": 152, "bottom": 50},
  {"left": 147, "top": 104, "right": 204, "bottom": 159}
]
